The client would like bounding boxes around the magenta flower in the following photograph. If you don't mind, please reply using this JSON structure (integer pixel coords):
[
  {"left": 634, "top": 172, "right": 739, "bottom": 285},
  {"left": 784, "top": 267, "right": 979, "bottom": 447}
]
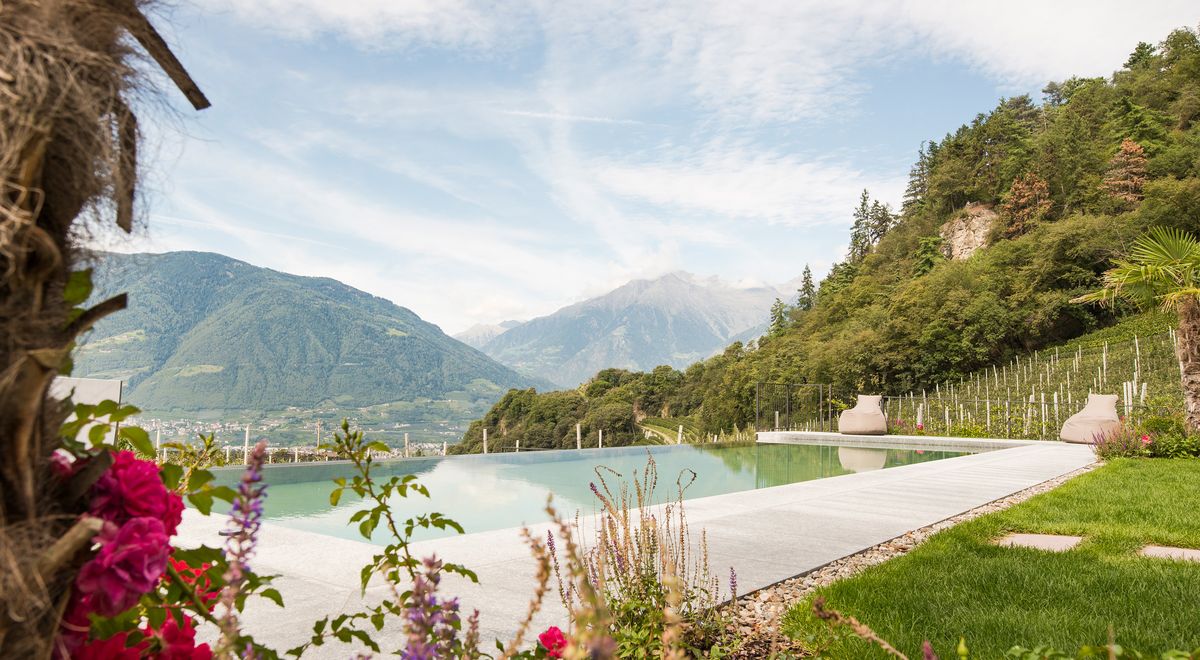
[
  {"left": 91, "top": 451, "right": 184, "bottom": 536},
  {"left": 538, "top": 626, "right": 568, "bottom": 658},
  {"left": 75, "top": 517, "right": 170, "bottom": 616},
  {"left": 1141, "top": 434, "right": 1152, "bottom": 445}
]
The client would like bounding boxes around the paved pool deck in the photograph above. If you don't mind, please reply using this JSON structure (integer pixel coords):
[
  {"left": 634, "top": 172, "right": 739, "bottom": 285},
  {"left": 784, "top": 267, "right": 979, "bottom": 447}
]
[{"left": 176, "top": 433, "right": 1096, "bottom": 656}]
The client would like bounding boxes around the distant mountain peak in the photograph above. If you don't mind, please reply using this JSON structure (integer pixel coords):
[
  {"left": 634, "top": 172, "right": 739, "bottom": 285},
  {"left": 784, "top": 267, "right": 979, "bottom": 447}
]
[
  {"left": 479, "top": 273, "right": 784, "bottom": 387},
  {"left": 453, "top": 320, "right": 523, "bottom": 349}
]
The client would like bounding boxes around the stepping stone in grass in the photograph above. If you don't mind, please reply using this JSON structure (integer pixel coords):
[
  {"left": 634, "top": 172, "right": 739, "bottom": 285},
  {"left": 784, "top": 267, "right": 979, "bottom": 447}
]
[
  {"left": 995, "top": 533, "right": 1083, "bottom": 552},
  {"left": 1138, "top": 545, "right": 1200, "bottom": 562}
]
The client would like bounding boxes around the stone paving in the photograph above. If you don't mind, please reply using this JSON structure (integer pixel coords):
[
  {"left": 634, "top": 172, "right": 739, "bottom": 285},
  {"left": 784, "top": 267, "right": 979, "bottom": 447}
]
[
  {"left": 996, "top": 532, "right": 1084, "bottom": 551},
  {"left": 176, "top": 434, "right": 1096, "bottom": 656},
  {"left": 1139, "top": 545, "right": 1200, "bottom": 562}
]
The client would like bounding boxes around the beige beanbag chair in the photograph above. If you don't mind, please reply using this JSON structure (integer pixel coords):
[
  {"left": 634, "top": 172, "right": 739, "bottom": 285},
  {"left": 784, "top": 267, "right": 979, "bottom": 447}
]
[
  {"left": 1059, "top": 394, "right": 1120, "bottom": 444},
  {"left": 839, "top": 395, "right": 887, "bottom": 435},
  {"left": 838, "top": 446, "right": 888, "bottom": 472}
]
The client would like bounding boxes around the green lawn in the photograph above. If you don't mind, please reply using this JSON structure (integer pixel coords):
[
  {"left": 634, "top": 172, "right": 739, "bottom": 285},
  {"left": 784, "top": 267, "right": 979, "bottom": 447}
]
[{"left": 781, "top": 459, "right": 1200, "bottom": 657}]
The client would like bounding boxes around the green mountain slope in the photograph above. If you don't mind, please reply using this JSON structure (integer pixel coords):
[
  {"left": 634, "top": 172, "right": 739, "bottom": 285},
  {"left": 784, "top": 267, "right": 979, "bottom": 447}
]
[
  {"left": 453, "top": 25, "right": 1200, "bottom": 452},
  {"left": 74, "top": 251, "right": 534, "bottom": 412}
]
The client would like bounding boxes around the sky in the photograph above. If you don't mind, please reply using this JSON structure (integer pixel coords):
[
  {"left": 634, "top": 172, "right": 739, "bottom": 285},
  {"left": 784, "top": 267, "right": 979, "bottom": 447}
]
[{"left": 106, "top": 1, "right": 1200, "bottom": 335}]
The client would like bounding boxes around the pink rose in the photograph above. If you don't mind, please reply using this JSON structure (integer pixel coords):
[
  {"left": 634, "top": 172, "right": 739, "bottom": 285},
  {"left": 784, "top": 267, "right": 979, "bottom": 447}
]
[
  {"left": 538, "top": 626, "right": 568, "bottom": 658},
  {"left": 916, "top": 423, "right": 924, "bottom": 430},
  {"left": 1141, "top": 434, "right": 1152, "bottom": 445},
  {"left": 91, "top": 451, "right": 184, "bottom": 536},
  {"left": 76, "top": 518, "right": 170, "bottom": 616}
]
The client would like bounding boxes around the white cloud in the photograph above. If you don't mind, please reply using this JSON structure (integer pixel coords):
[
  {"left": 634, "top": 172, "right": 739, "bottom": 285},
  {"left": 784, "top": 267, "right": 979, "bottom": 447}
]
[
  {"left": 195, "top": 0, "right": 523, "bottom": 51},
  {"left": 148, "top": 0, "right": 1199, "bottom": 332},
  {"left": 590, "top": 142, "right": 906, "bottom": 226},
  {"left": 206, "top": 1, "right": 1197, "bottom": 123},
  {"left": 895, "top": 0, "right": 1198, "bottom": 85}
]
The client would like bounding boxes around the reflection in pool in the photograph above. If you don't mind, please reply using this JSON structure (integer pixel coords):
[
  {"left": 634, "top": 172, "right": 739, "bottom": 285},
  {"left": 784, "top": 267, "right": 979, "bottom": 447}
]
[{"left": 205, "top": 442, "right": 973, "bottom": 544}]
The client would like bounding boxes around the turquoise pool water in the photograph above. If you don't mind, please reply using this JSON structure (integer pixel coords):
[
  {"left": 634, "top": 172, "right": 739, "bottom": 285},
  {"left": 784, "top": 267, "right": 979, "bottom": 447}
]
[{"left": 209, "top": 442, "right": 973, "bottom": 544}]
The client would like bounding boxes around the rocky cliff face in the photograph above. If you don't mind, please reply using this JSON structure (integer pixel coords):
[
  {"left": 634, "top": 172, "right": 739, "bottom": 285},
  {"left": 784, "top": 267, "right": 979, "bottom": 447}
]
[{"left": 940, "top": 203, "right": 997, "bottom": 260}]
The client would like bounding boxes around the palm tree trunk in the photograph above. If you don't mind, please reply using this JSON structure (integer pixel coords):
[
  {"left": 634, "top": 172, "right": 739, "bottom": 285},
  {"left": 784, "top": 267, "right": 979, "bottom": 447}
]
[{"left": 1176, "top": 297, "right": 1200, "bottom": 432}]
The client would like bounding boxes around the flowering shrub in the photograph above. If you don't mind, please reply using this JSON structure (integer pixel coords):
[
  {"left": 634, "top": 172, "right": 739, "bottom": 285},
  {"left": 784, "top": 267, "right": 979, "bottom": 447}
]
[
  {"left": 1146, "top": 431, "right": 1200, "bottom": 458},
  {"left": 1092, "top": 426, "right": 1152, "bottom": 459},
  {"left": 51, "top": 404, "right": 279, "bottom": 660},
  {"left": 550, "top": 454, "right": 735, "bottom": 657}
]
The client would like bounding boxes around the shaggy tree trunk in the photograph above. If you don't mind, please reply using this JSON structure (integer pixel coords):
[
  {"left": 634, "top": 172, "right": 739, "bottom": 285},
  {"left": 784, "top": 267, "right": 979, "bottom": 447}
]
[
  {"left": 0, "top": 3, "right": 207, "bottom": 655},
  {"left": 1175, "top": 297, "right": 1200, "bottom": 433}
]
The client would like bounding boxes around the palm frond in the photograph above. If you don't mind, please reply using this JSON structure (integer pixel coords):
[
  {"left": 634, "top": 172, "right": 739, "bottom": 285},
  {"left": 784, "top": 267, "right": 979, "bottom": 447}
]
[
  {"left": 1130, "top": 227, "right": 1200, "bottom": 270},
  {"left": 1159, "top": 287, "right": 1200, "bottom": 310},
  {"left": 1077, "top": 227, "right": 1200, "bottom": 310}
]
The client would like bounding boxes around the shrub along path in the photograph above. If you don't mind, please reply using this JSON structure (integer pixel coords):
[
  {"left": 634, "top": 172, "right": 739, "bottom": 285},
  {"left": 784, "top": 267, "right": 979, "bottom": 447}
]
[{"left": 781, "top": 459, "right": 1200, "bottom": 657}]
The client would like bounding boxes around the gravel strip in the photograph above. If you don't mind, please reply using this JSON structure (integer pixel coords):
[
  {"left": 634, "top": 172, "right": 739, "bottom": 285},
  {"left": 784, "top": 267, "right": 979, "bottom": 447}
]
[{"left": 722, "top": 463, "right": 1099, "bottom": 653}]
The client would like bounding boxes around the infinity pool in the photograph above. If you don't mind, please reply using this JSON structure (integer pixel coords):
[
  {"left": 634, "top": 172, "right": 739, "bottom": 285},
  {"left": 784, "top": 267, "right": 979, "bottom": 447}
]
[{"left": 210, "top": 441, "right": 974, "bottom": 544}]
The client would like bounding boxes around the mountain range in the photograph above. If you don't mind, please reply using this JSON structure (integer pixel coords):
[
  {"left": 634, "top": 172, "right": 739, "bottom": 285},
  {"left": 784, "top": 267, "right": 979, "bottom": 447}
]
[
  {"left": 73, "top": 251, "right": 534, "bottom": 413},
  {"left": 454, "top": 320, "right": 524, "bottom": 349},
  {"left": 474, "top": 272, "right": 784, "bottom": 387}
]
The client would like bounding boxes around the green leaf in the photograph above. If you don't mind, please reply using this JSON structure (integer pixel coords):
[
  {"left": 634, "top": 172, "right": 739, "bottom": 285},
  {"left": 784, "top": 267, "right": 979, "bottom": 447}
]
[
  {"left": 260, "top": 588, "right": 284, "bottom": 608},
  {"left": 94, "top": 400, "right": 119, "bottom": 417},
  {"left": 329, "top": 489, "right": 342, "bottom": 506},
  {"left": 172, "top": 545, "right": 225, "bottom": 565},
  {"left": 188, "top": 491, "right": 214, "bottom": 516},
  {"left": 208, "top": 485, "right": 237, "bottom": 503},
  {"left": 119, "top": 426, "right": 153, "bottom": 456},
  {"left": 64, "top": 269, "right": 94, "bottom": 306},
  {"left": 88, "top": 424, "right": 110, "bottom": 447},
  {"left": 160, "top": 463, "right": 184, "bottom": 490},
  {"left": 187, "top": 469, "right": 215, "bottom": 491},
  {"left": 146, "top": 606, "right": 167, "bottom": 630}
]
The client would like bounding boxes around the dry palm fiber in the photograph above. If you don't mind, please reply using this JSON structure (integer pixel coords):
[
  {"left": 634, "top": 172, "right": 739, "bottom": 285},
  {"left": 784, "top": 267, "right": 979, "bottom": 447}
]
[{"left": 0, "top": 1, "right": 206, "bottom": 655}]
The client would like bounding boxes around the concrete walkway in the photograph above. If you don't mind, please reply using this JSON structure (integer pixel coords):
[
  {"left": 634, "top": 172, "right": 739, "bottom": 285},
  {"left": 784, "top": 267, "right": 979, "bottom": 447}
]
[{"left": 176, "top": 435, "right": 1095, "bottom": 656}]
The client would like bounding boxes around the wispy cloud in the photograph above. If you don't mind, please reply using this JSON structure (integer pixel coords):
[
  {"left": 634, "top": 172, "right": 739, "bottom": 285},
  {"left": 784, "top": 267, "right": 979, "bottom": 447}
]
[
  {"left": 132, "top": 0, "right": 1198, "bottom": 333},
  {"left": 193, "top": 0, "right": 525, "bottom": 51},
  {"left": 589, "top": 142, "right": 907, "bottom": 226},
  {"left": 499, "top": 109, "right": 646, "bottom": 126}
]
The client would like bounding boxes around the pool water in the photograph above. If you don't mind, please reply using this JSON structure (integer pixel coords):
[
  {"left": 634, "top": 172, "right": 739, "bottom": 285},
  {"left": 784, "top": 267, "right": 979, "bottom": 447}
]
[{"left": 209, "top": 442, "right": 973, "bottom": 544}]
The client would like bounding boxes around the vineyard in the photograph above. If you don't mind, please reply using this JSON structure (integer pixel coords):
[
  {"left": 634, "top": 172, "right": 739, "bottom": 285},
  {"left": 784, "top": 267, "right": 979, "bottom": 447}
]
[{"left": 773, "top": 314, "right": 1184, "bottom": 440}]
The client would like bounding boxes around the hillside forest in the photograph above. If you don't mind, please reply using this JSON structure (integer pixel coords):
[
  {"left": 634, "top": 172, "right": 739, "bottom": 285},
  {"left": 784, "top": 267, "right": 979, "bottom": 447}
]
[{"left": 451, "top": 26, "right": 1200, "bottom": 454}]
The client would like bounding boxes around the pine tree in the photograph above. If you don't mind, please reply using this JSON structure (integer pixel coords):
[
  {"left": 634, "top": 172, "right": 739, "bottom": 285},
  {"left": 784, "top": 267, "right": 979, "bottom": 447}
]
[
  {"left": 1000, "top": 172, "right": 1052, "bottom": 238},
  {"left": 796, "top": 265, "right": 816, "bottom": 311},
  {"left": 912, "top": 236, "right": 944, "bottom": 276},
  {"left": 902, "top": 142, "right": 930, "bottom": 215},
  {"left": 768, "top": 298, "right": 788, "bottom": 336},
  {"left": 1114, "top": 98, "right": 1169, "bottom": 152},
  {"left": 1125, "top": 41, "right": 1156, "bottom": 69},
  {"left": 847, "top": 189, "right": 871, "bottom": 262},
  {"left": 1101, "top": 138, "right": 1148, "bottom": 203},
  {"left": 868, "top": 200, "right": 897, "bottom": 243}
]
